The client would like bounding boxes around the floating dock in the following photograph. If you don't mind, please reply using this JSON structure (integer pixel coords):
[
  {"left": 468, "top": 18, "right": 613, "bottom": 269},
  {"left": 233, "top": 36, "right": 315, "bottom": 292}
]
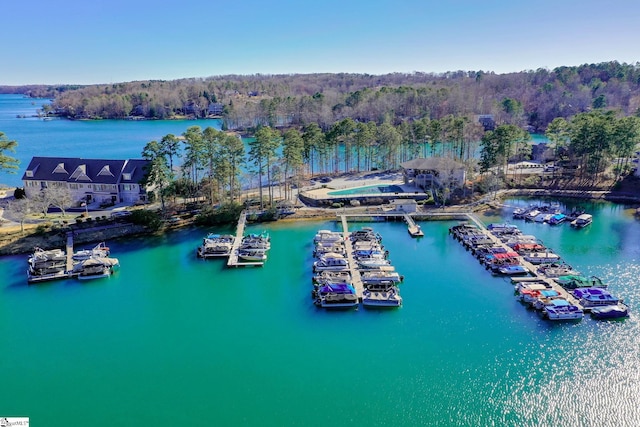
[
  {"left": 404, "top": 214, "right": 423, "bottom": 237},
  {"left": 339, "top": 215, "right": 364, "bottom": 298},
  {"left": 338, "top": 212, "right": 429, "bottom": 238},
  {"left": 227, "top": 210, "right": 265, "bottom": 267},
  {"left": 454, "top": 213, "right": 583, "bottom": 310}
]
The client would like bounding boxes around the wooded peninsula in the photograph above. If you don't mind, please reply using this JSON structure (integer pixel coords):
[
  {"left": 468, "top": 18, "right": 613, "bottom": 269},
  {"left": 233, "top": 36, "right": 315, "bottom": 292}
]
[{"left": 2, "top": 61, "right": 640, "bottom": 132}]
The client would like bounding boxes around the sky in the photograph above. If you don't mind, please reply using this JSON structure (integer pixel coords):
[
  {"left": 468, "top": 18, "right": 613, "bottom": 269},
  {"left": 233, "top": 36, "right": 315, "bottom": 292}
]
[{"left": 3, "top": 0, "right": 639, "bottom": 85}]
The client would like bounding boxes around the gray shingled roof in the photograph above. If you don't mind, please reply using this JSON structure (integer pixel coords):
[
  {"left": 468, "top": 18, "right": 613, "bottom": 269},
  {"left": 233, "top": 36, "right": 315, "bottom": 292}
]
[{"left": 22, "top": 157, "right": 149, "bottom": 184}]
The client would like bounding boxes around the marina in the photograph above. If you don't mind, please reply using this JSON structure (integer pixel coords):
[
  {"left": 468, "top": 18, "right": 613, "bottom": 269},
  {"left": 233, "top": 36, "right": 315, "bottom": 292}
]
[
  {"left": 3, "top": 200, "right": 640, "bottom": 426},
  {"left": 449, "top": 213, "right": 628, "bottom": 320}
]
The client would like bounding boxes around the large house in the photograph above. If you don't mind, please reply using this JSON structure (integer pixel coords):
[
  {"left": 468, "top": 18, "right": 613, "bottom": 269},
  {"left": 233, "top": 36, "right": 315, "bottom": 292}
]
[
  {"left": 22, "top": 157, "right": 150, "bottom": 205},
  {"left": 400, "top": 158, "right": 466, "bottom": 190}
]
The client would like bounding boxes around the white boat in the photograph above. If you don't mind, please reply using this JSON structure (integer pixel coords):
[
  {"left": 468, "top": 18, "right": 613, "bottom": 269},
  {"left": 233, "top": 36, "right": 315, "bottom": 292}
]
[
  {"left": 27, "top": 247, "right": 67, "bottom": 278},
  {"left": 522, "top": 252, "right": 561, "bottom": 264},
  {"left": 313, "top": 230, "right": 343, "bottom": 244},
  {"left": 240, "top": 234, "right": 270, "bottom": 250},
  {"left": 237, "top": 249, "right": 267, "bottom": 262},
  {"left": 313, "top": 253, "right": 349, "bottom": 271},
  {"left": 314, "top": 293, "right": 359, "bottom": 308},
  {"left": 357, "top": 257, "right": 391, "bottom": 269},
  {"left": 362, "top": 287, "right": 402, "bottom": 307},
  {"left": 313, "top": 241, "right": 346, "bottom": 257},
  {"left": 72, "top": 242, "right": 110, "bottom": 261},
  {"left": 313, "top": 270, "right": 351, "bottom": 285},
  {"left": 571, "top": 214, "right": 593, "bottom": 228},
  {"left": 360, "top": 270, "right": 403, "bottom": 284},
  {"left": 525, "top": 210, "right": 540, "bottom": 221},
  {"left": 74, "top": 257, "right": 119, "bottom": 280}
]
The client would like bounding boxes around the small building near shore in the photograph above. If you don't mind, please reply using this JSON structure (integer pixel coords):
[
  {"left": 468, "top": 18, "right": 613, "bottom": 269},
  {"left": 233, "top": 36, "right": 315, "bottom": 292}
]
[
  {"left": 22, "top": 157, "right": 150, "bottom": 205},
  {"left": 389, "top": 199, "right": 417, "bottom": 213}
]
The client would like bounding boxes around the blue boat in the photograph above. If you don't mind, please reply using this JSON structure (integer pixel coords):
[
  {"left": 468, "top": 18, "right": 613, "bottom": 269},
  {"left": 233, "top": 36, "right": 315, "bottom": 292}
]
[
  {"left": 591, "top": 304, "right": 629, "bottom": 319},
  {"left": 543, "top": 299, "right": 584, "bottom": 320},
  {"left": 548, "top": 213, "right": 567, "bottom": 225},
  {"left": 572, "top": 287, "right": 620, "bottom": 307},
  {"left": 313, "top": 283, "right": 359, "bottom": 308}
]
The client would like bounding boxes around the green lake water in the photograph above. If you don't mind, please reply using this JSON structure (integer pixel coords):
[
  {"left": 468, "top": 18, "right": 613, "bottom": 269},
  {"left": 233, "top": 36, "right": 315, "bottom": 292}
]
[
  {"left": 2, "top": 199, "right": 640, "bottom": 426},
  {"left": 1, "top": 94, "right": 639, "bottom": 426}
]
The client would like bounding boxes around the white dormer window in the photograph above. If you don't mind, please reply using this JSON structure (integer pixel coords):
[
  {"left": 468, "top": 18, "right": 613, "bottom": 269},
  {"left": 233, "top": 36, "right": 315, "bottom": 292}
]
[
  {"left": 122, "top": 173, "right": 131, "bottom": 180},
  {"left": 25, "top": 170, "right": 34, "bottom": 178},
  {"left": 53, "top": 163, "right": 68, "bottom": 174},
  {"left": 98, "top": 165, "right": 114, "bottom": 177},
  {"left": 70, "top": 164, "right": 91, "bottom": 181}
]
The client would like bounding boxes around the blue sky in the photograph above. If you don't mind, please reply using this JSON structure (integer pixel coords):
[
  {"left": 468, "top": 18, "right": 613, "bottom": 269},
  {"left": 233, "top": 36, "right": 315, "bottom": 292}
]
[{"left": 4, "top": 0, "right": 639, "bottom": 85}]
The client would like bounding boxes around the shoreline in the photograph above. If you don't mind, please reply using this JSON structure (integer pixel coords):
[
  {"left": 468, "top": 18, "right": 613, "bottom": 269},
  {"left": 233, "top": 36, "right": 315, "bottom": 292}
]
[{"left": 2, "top": 187, "right": 639, "bottom": 256}]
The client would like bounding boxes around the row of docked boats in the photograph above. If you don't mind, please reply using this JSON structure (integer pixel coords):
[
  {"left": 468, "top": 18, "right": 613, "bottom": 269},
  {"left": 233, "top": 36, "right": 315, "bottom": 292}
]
[
  {"left": 27, "top": 242, "right": 120, "bottom": 283},
  {"left": 197, "top": 231, "right": 271, "bottom": 263},
  {"left": 450, "top": 222, "right": 629, "bottom": 320},
  {"left": 512, "top": 204, "right": 592, "bottom": 228},
  {"left": 311, "top": 227, "right": 404, "bottom": 309}
]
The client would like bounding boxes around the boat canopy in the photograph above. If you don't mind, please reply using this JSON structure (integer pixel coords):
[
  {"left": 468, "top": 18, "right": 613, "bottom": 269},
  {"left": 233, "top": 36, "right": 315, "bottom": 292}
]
[
  {"left": 540, "top": 290, "right": 559, "bottom": 297},
  {"left": 550, "top": 299, "right": 571, "bottom": 307},
  {"left": 493, "top": 252, "right": 519, "bottom": 259}
]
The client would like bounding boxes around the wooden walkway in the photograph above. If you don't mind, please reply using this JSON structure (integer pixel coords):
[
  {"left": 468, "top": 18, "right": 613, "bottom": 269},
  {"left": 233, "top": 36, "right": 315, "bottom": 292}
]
[
  {"left": 66, "top": 232, "right": 74, "bottom": 272},
  {"left": 339, "top": 215, "right": 364, "bottom": 299},
  {"left": 227, "top": 210, "right": 264, "bottom": 267},
  {"left": 403, "top": 214, "right": 423, "bottom": 237}
]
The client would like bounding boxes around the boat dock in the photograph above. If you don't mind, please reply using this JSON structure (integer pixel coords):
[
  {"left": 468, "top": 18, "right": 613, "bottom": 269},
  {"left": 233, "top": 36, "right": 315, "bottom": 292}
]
[
  {"left": 338, "top": 212, "right": 432, "bottom": 237},
  {"left": 227, "top": 210, "right": 265, "bottom": 267},
  {"left": 404, "top": 214, "right": 423, "bottom": 237},
  {"left": 453, "top": 214, "right": 583, "bottom": 309},
  {"left": 339, "top": 215, "right": 364, "bottom": 298}
]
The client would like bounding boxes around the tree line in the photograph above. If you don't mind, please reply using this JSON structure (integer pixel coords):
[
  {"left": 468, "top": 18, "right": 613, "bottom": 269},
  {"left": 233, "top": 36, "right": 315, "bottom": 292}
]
[
  {"left": 140, "top": 113, "right": 490, "bottom": 210},
  {"left": 3, "top": 61, "right": 640, "bottom": 132}
]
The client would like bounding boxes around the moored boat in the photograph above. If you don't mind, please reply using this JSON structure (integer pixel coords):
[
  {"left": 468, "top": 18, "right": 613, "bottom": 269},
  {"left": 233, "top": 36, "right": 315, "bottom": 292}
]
[
  {"left": 522, "top": 252, "right": 561, "bottom": 264},
  {"left": 362, "top": 287, "right": 402, "bottom": 308},
  {"left": 590, "top": 303, "right": 629, "bottom": 319},
  {"left": 570, "top": 214, "right": 593, "bottom": 228},
  {"left": 237, "top": 248, "right": 267, "bottom": 262},
  {"left": 74, "top": 257, "right": 119, "bottom": 280},
  {"left": 543, "top": 300, "right": 584, "bottom": 320},
  {"left": 498, "top": 265, "right": 529, "bottom": 276},
  {"left": 572, "top": 287, "right": 621, "bottom": 307},
  {"left": 72, "top": 242, "right": 110, "bottom": 261},
  {"left": 313, "top": 253, "right": 349, "bottom": 271}
]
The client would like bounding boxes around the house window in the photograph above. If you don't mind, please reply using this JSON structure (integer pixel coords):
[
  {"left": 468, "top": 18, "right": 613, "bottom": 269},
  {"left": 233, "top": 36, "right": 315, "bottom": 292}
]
[
  {"left": 69, "top": 183, "right": 79, "bottom": 190},
  {"left": 26, "top": 171, "right": 34, "bottom": 177},
  {"left": 122, "top": 173, "right": 131, "bottom": 180}
]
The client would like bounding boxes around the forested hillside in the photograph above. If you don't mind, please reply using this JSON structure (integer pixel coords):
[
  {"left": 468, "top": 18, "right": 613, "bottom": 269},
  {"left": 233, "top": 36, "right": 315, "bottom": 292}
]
[{"left": 3, "top": 61, "right": 639, "bottom": 131}]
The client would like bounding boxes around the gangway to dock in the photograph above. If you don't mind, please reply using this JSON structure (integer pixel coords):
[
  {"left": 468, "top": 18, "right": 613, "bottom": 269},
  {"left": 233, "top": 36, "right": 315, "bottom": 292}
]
[
  {"left": 227, "top": 210, "right": 265, "bottom": 267},
  {"left": 403, "top": 214, "right": 423, "bottom": 237}
]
